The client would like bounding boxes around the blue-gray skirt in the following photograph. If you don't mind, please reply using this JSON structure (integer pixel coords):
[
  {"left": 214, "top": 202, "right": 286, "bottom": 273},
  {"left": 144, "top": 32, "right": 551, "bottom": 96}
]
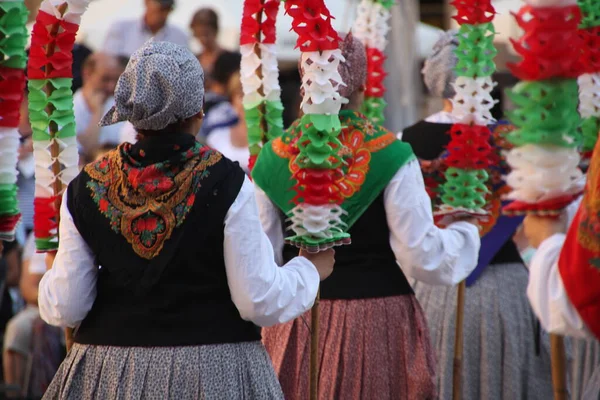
[{"left": 43, "top": 341, "right": 283, "bottom": 399}]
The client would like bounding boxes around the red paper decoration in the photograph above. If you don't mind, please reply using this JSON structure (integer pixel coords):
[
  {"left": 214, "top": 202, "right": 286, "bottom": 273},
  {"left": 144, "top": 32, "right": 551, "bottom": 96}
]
[
  {"left": 0, "top": 67, "right": 26, "bottom": 127},
  {"left": 240, "top": 0, "right": 280, "bottom": 45},
  {"left": 451, "top": 0, "right": 495, "bottom": 25},
  {"left": 27, "top": 11, "right": 78, "bottom": 79},
  {"left": 444, "top": 124, "right": 493, "bottom": 170},
  {"left": 293, "top": 168, "right": 342, "bottom": 205},
  {"left": 284, "top": 0, "right": 340, "bottom": 52},
  {"left": 579, "top": 26, "right": 600, "bottom": 75},
  {"left": 508, "top": 6, "right": 582, "bottom": 80},
  {"left": 33, "top": 197, "right": 58, "bottom": 239},
  {"left": 365, "top": 48, "right": 386, "bottom": 97}
]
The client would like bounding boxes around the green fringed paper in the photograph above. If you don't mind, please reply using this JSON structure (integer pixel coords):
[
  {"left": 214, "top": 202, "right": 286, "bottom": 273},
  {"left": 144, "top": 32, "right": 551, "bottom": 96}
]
[
  {"left": 581, "top": 116, "right": 600, "bottom": 153},
  {"left": 579, "top": 0, "right": 600, "bottom": 29},
  {"left": 28, "top": 78, "right": 76, "bottom": 141},
  {"left": 454, "top": 23, "right": 496, "bottom": 78},
  {"left": 0, "top": 1, "right": 28, "bottom": 69},
  {"left": 294, "top": 114, "right": 344, "bottom": 169},
  {"left": 440, "top": 168, "right": 489, "bottom": 210},
  {"left": 362, "top": 97, "right": 387, "bottom": 123},
  {"left": 506, "top": 80, "right": 581, "bottom": 147}
]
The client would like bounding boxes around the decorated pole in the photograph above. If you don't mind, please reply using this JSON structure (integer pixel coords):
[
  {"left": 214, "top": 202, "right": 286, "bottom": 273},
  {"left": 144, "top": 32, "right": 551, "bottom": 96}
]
[
  {"left": 0, "top": 0, "right": 28, "bottom": 242},
  {"left": 502, "top": 2, "right": 583, "bottom": 399},
  {"left": 28, "top": 0, "right": 90, "bottom": 350},
  {"left": 352, "top": 0, "right": 393, "bottom": 124}
]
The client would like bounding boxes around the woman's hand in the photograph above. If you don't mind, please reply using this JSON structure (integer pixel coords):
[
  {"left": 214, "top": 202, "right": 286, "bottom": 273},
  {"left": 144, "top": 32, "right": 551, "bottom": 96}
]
[
  {"left": 300, "top": 248, "right": 335, "bottom": 281},
  {"left": 523, "top": 214, "right": 567, "bottom": 249}
]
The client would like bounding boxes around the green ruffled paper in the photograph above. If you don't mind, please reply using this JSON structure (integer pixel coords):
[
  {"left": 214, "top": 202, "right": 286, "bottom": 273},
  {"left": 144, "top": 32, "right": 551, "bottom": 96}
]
[
  {"left": 454, "top": 23, "right": 497, "bottom": 78},
  {"left": 35, "top": 237, "right": 58, "bottom": 252},
  {"left": 506, "top": 80, "right": 581, "bottom": 148},
  {"left": 28, "top": 78, "right": 76, "bottom": 141},
  {"left": 374, "top": 0, "right": 395, "bottom": 10},
  {"left": 245, "top": 100, "right": 284, "bottom": 155},
  {"left": 579, "top": 0, "right": 600, "bottom": 29},
  {"left": 0, "top": 1, "right": 28, "bottom": 69},
  {"left": 581, "top": 116, "right": 600, "bottom": 153},
  {"left": 295, "top": 114, "right": 343, "bottom": 169},
  {"left": 441, "top": 168, "right": 489, "bottom": 210},
  {"left": 361, "top": 97, "right": 387, "bottom": 124},
  {"left": 265, "top": 100, "right": 284, "bottom": 140},
  {"left": 0, "top": 184, "right": 19, "bottom": 216}
]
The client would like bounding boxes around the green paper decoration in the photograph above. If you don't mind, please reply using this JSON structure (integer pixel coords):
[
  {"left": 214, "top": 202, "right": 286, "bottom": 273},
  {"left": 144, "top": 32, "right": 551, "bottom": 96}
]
[
  {"left": 28, "top": 78, "right": 77, "bottom": 141},
  {"left": 581, "top": 116, "right": 600, "bottom": 152},
  {"left": 578, "top": 0, "right": 600, "bottom": 29},
  {"left": 440, "top": 168, "right": 489, "bottom": 210},
  {"left": 506, "top": 80, "right": 581, "bottom": 147},
  {"left": 244, "top": 100, "right": 285, "bottom": 155},
  {"left": 362, "top": 97, "right": 387, "bottom": 123},
  {"left": 0, "top": 184, "right": 18, "bottom": 216},
  {"left": 0, "top": 1, "right": 28, "bottom": 69},
  {"left": 35, "top": 237, "right": 57, "bottom": 252},
  {"left": 454, "top": 23, "right": 497, "bottom": 78},
  {"left": 294, "top": 114, "right": 343, "bottom": 169},
  {"left": 375, "top": 0, "right": 395, "bottom": 9}
]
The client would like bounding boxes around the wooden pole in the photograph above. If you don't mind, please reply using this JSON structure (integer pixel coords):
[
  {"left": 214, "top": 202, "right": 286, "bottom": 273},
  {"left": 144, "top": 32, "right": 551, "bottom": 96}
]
[
  {"left": 452, "top": 280, "right": 466, "bottom": 400},
  {"left": 42, "top": 2, "right": 72, "bottom": 351},
  {"left": 253, "top": 1, "right": 269, "bottom": 146},
  {"left": 310, "top": 288, "right": 320, "bottom": 400},
  {"left": 550, "top": 334, "right": 568, "bottom": 400}
]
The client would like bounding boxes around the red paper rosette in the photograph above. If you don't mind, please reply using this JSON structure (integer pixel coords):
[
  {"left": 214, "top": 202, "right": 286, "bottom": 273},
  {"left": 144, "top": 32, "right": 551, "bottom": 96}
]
[
  {"left": 451, "top": 0, "right": 496, "bottom": 25},
  {"left": 366, "top": 48, "right": 386, "bottom": 97},
  {"left": 27, "top": 11, "right": 78, "bottom": 79},
  {"left": 293, "top": 168, "right": 342, "bottom": 205},
  {"left": 579, "top": 26, "right": 600, "bottom": 75},
  {"left": 240, "top": 0, "right": 280, "bottom": 45},
  {"left": 0, "top": 67, "right": 26, "bottom": 127},
  {"left": 284, "top": 0, "right": 340, "bottom": 52},
  {"left": 502, "top": 194, "right": 581, "bottom": 217},
  {"left": 33, "top": 196, "right": 58, "bottom": 239},
  {"left": 508, "top": 6, "right": 582, "bottom": 80},
  {"left": 444, "top": 124, "right": 493, "bottom": 170}
]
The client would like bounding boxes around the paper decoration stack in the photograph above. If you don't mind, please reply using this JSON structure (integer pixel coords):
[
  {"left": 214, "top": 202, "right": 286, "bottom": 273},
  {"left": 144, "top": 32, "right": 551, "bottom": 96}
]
[
  {"left": 435, "top": 0, "right": 498, "bottom": 222},
  {"left": 240, "top": 0, "right": 284, "bottom": 172},
  {"left": 503, "top": 2, "right": 583, "bottom": 216},
  {"left": 578, "top": 0, "right": 600, "bottom": 161},
  {"left": 0, "top": 0, "right": 28, "bottom": 241},
  {"left": 352, "top": 0, "right": 393, "bottom": 124},
  {"left": 28, "top": 0, "right": 90, "bottom": 251}
]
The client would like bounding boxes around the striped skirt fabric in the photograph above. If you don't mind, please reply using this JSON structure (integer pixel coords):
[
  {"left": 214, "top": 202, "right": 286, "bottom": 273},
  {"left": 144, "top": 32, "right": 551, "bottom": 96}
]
[{"left": 42, "top": 341, "right": 284, "bottom": 399}]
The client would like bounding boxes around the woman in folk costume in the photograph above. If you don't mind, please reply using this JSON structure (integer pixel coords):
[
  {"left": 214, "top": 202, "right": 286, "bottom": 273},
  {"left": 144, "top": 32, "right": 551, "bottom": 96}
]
[
  {"left": 525, "top": 140, "right": 600, "bottom": 400},
  {"left": 38, "top": 41, "right": 335, "bottom": 399},
  {"left": 252, "top": 33, "right": 481, "bottom": 400},
  {"left": 401, "top": 30, "right": 554, "bottom": 400}
]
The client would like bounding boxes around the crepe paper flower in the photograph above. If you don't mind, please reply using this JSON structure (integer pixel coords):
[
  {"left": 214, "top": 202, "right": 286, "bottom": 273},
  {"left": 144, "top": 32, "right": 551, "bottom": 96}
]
[{"left": 452, "top": 0, "right": 496, "bottom": 25}]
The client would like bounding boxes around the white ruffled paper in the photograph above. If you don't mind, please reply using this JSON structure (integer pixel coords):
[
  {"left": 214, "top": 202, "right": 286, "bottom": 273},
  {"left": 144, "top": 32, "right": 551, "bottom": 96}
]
[
  {"left": 352, "top": 0, "right": 390, "bottom": 52},
  {"left": 240, "top": 43, "right": 281, "bottom": 108},
  {"left": 504, "top": 144, "right": 584, "bottom": 203},
  {"left": 352, "top": 0, "right": 371, "bottom": 44},
  {"left": 288, "top": 204, "right": 347, "bottom": 238},
  {"left": 0, "top": 128, "right": 20, "bottom": 185},
  {"left": 578, "top": 72, "right": 600, "bottom": 119},
  {"left": 451, "top": 76, "right": 498, "bottom": 126},
  {"left": 33, "top": 136, "right": 79, "bottom": 198},
  {"left": 300, "top": 49, "right": 348, "bottom": 115},
  {"left": 39, "top": 0, "right": 90, "bottom": 24}
]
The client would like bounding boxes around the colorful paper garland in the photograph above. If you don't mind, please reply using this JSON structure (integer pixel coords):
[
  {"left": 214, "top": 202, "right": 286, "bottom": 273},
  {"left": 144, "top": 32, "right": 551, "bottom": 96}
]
[
  {"left": 503, "top": 1, "right": 583, "bottom": 216},
  {"left": 0, "top": 0, "right": 28, "bottom": 242},
  {"left": 28, "top": 0, "right": 90, "bottom": 252},
  {"left": 352, "top": 0, "right": 392, "bottom": 124}
]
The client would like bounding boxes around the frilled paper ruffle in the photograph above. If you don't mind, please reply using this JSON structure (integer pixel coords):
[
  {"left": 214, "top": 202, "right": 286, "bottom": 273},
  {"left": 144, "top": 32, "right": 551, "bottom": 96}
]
[
  {"left": 240, "top": 0, "right": 279, "bottom": 45},
  {"left": 284, "top": 0, "right": 340, "bottom": 52},
  {"left": 300, "top": 50, "right": 347, "bottom": 115},
  {"left": 451, "top": 76, "right": 497, "bottom": 125},
  {"left": 506, "top": 80, "right": 580, "bottom": 147},
  {"left": 504, "top": 144, "right": 583, "bottom": 203},
  {"left": 361, "top": 97, "right": 386, "bottom": 124},
  {"left": 28, "top": 78, "right": 76, "bottom": 140},
  {"left": 0, "top": 66, "right": 26, "bottom": 127},
  {"left": 579, "top": 27, "right": 600, "bottom": 75},
  {"left": 286, "top": 204, "right": 350, "bottom": 251},
  {"left": 0, "top": 1, "right": 28, "bottom": 70},
  {"left": 451, "top": 0, "right": 495, "bottom": 25},
  {"left": 454, "top": 23, "right": 496, "bottom": 78},
  {"left": 0, "top": 128, "right": 21, "bottom": 237},
  {"left": 294, "top": 114, "right": 343, "bottom": 169},
  {"left": 440, "top": 168, "right": 489, "bottom": 212},
  {"left": 578, "top": 72, "right": 600, "bottom": 119},
  {"left": 38, "top": 0, "right": 89, "bottom": 25},
  {"left": 444, "top": 124, "right": 493, "bottom": 169},
  {"left": 579, "top": 0, "right": 600, "bottom": 29}
]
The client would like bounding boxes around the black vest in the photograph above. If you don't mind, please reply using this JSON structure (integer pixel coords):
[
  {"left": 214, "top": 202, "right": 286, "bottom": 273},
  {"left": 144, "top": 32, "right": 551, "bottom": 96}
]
[
  {"left": 68, "top": 147, "right": 260, "bottom": 347},
  {"left": 283, "top": 194, "right": 414, "bottom": 300}
]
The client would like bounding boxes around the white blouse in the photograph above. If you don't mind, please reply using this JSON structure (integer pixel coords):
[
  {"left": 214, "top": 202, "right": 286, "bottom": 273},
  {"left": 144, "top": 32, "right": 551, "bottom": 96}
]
[
  {"left": 255, "top": 159, "right": 481, "bottom": 286},
  {"left": 527, "top": 196, "right": 594, "bottom": 339},
  {"left": 38, "top": 176, "right": 320, "bottom": 329}
]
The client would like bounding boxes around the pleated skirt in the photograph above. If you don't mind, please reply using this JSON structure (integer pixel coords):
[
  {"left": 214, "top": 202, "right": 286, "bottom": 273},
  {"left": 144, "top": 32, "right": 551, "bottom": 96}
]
[
  {"left": 262, "top": 295, "right": 437, "bottom": 400},
  {"left": 42, "top": 341, "right": 284, "bottom": 399},
  {"left": 411, "top": 262, "right": 554, "bottom": 400}
]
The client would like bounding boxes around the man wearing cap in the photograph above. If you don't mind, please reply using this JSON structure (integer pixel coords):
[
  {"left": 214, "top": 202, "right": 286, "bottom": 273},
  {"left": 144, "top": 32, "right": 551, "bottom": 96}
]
[{"left": 102, "top": 0, "right": 188, "bottom": 58}]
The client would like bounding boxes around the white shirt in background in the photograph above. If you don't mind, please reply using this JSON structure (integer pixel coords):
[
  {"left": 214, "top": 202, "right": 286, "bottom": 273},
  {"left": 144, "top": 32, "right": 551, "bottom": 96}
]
[
  {"left": 206, "top": 127, "right": 250, "bottom": 173},
  {"left": 73, "top": 90, "right": 125, "bottom": 152},
  {"left": 102, "top": 19, "right": 189, "bottom": 57}
]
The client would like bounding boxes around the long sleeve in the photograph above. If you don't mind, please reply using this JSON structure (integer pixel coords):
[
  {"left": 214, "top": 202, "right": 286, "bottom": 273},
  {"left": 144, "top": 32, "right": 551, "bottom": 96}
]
[
  {"left": 223, "top": 177, "right": 320, "bottom": 327},
  {"left": 384, "top": 160, "right": 481, "bottom": 285},
  {"left": 38, "top": 190, "right": 99, "bottom": 328},
  {"left": 527, "top": 234, "right": 592, "bottom": 339},
  {"left": 254, "top": 187, "right": 285, "bottom": 266}
]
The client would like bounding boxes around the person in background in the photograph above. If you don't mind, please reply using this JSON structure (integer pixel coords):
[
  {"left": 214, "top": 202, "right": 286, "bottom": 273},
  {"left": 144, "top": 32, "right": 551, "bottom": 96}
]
[
  {"left": 16, "top": 92, "right": 34, "bottom": 237},
  {"left": 190, "top": 8, "right": 222, "bottom": 83},
  {"left": 0, "top": 241, "right": 20, "bottom": 384},
  {"left": 74, "top": 53, "right": 127, "bottom": 161},
  {"left": 206, "top": 73, "right": 250, "bottom": 173},
  {"left": 102, "top": 0, "right": 188, "bottom": 58},
  {"left": 71, "top": 43, "right": 93, "bottom": 93},
  {"left": 2, "top": 234, "right": 46, "bottom": 397}
]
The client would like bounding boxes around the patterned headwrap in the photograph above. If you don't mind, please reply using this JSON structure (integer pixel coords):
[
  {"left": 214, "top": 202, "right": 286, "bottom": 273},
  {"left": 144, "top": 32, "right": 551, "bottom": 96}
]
[
  {"left": 100, "top": 41, "right": 205, "bottom": 131},
  {"left": 298, "top": 32, "right": 367, "bottom": 100},
  {"left": 422, "top": 30, "right": 459, "bottom": 99}
]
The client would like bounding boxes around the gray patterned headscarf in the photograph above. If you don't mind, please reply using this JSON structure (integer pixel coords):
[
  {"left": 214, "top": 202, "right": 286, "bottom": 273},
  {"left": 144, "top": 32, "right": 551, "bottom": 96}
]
[
  {"left": 100, "top": 41, "right": 204, "bottom": 130},
  {"left": 422, "top": 30, "right": 459, "bottom": 99}
]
